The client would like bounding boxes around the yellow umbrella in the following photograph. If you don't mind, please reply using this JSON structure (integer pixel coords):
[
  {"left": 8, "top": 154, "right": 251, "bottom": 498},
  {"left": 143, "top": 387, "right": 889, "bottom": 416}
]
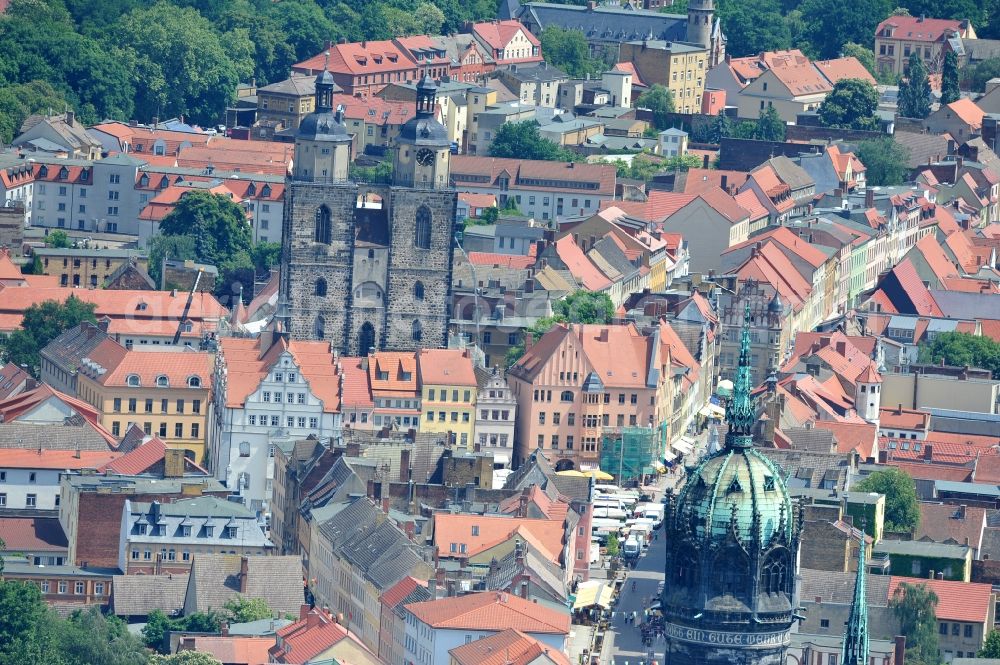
[
  {"left": 585, "top": 469, "right": 615, "bottom": 481},
  {"left": 556, "top": 469, "right": 587, "bottom": 477}
]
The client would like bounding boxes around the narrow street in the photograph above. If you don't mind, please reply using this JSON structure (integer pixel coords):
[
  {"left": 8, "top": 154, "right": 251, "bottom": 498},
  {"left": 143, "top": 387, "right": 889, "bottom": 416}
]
[{"left": 601, "top": 532, "right": 667, "bottom": 664}]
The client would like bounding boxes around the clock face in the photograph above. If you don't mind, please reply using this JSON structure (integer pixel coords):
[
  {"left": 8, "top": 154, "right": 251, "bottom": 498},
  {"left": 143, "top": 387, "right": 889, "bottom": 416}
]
[{"left": 416, "top": 148, "right": 435, "bottom": 166}]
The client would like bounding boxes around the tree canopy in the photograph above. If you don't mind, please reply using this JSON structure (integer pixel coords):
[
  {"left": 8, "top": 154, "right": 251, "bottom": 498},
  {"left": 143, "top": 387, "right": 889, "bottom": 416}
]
[
  {"left": 637, "top": 85, "right": 676, "bottom": 131},
  {"left": 755, "top": 105, "right": 787, "bottom": 142},
  {"left": 898, "top": 53, "right": 932, "bottom": 119},
  {"left": 890, "top": 582, "right": 941, "bottom": 665},
  {"left": 799, "top": 0, "right": 892, "bottom": 59},
  {"left": 918, "top": 331, "right": 1000, "bottom": 379},
  {"left": 488, "top": 120, "right": 582, "bottom": 162},
  {"left": 980, "top": 629, "right": 1000, "bottom": 658},
  {"left": 941, "top": 51, "right": 961, "bottom": 105},
  {"left": 223, "top": 596, "right": 274, "bottom": 624},
  {"left": 856, "top": 138, "right": 911, "bottom": 186},
  {"left": 817, "top": 79, "right": 880, "bottom": 130},
  {"left": 855, "top": 467, "right": 920, "bottom": 532},
  {"left": 2, "top": 296, "right": 97, "bottom": 375},
  {"left": 717, "top": 0, "right": 791, "bottom": 57},
  {"left": 539, "top": 26, "right": 607, "bottom": 78}
]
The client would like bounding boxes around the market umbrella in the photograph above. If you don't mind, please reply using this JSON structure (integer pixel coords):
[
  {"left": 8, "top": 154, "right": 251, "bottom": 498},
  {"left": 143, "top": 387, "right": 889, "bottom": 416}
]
[
  {"left": 584, "top": 469, "right": 615, "bottom": 481},
  {"left": 556, "top": 469, "right": 587, "bottom": 477}
]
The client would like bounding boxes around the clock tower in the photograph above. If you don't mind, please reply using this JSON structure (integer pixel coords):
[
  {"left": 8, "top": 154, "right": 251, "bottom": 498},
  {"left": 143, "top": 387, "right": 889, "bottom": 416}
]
[{"left": 394, "top": 75, "right": 451, "bottom": 188}]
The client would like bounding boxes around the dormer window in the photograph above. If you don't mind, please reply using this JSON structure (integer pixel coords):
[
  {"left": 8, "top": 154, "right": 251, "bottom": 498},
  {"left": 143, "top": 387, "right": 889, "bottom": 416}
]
[
  {"left": 39, "top": 165, "right": 48, "bottom": 177},
  {"left": 261, "top": 185, "right": 271, "bottom": 197},
  {"left": 247, "top": 182, "right": 256, "bottom": 196},
  {"left": 188, "top": 376, "right": 202, "bottom": 388},
  {"left": 204, "top": 526, "right": 214, "bottom": 537},
  {"left": 181, "top": 525, "right": 191, "bottom": 537},
  {"left": 136, "top": 523, "right": 147, "bottom": 535},
  {"left": 226, "top": 526, "right": 238, "bottom": 538},
  {"left": 156, "top": 375, "right": 169, "bottom": 387},
  {"left": 126, "top": 374, "right": 141, "bottom": 387},
  {"left": 136, "top": 301, "right": 148, "bottom": 311}
]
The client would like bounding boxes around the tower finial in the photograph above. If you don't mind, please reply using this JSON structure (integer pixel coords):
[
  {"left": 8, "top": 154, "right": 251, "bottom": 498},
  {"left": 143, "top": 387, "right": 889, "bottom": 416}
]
[
  {"left": 841, "top": 522, "right": 869, "bottom": 665},
  {"left": 724, "top": 301, "right": 755, "bottom": 449}
]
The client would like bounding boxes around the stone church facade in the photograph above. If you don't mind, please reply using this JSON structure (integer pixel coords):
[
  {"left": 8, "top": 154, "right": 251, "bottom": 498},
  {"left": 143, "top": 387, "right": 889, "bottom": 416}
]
[{"left": 280, "top": 74, "right": 456, "bottom": 355}]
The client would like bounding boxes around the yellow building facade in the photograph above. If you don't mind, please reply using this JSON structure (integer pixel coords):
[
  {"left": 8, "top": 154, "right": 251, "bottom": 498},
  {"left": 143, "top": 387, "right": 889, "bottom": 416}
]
[
  {"left": 417, "top": 349, "right": 478, "bottom": 448},
  {"left": 35, "top": 247, "right": 148, "bottom": 289},
  {"left": 76, "top": 348, "right": 213, "bottom": 460}
]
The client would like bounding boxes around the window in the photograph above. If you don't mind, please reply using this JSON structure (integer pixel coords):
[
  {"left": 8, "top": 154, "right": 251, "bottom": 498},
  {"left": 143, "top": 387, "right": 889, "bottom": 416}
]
[
  {"left": 820, "top": 619, "right": 830, "bottom": 628},
  {"left": 952, "top": 623, "right": 960, "bottom": 636},
  {"left": 940, "top": 623, "right": 948, "bottom": 635},
  {"left": 964, "top": 624, "right": 973, "bottom": 638},
  {"left": 193, "top": 399, "right": 201, "bottom": 414},
  {"left": 0, "top": 494, "right": 5, "bottom": 506},
  {"left": 159, "top": 422, "right": 167, "bottom": 437},
  {"left": 176, "top": 399, "right": 184, "bottom": 414},
  {"left": 287, "top": 393, "right": 295, "bottom": 404},
  {"left": 415, "top": 206, "right": 432, "bottom": 249},
  {"left": 40, "top": 581, "right": 50, "bottom": 593},
  {"left": 239, "top": 441, "right": 251, "bottom": 457},
  {"left": 411, "top": 319, "right": 422, "bottom": 342},
  {"left": 560, "top": 391, "right": 574, "bottom": 402},
  {"left": 26, "top": 494, "right": 37, "bottom": 507},
  {"left": 309, "top": 417, "right": 318, "bottom": 428},
  {"left": 188, "top": 376, "right": 202, "bottom": 388},
  {"left": 175, "top": 423, "right": 183, "bottom": 437},
  {"left": 315, "top": 278, "right": 327, "bottom": 296},
  {"left": 315, "top": 206, "right": 332, "bottom": 244},
  {"left": 297, "top": 393, "right": 306, "bottom": 404},
  {"left": 414, "top": 281, "right": 425, "bottom": 300},
  {"left": 144, "top": 399, "right": 153, "bottom": 413},
  {"left": 191, "top": 423, "right": 199, "bottom": 438},
  {"left": 126, "top": 374, "right": 141, "bottom": 387},
  {"left": 58, "top": 581, "right": 67, "bottom": 594},
  {"left": 263, "top": 391, "right": 270, "bottom": 402},
  {"left": 128, "top": 398, "right": 137, "bottom": 413},
  {"left": 112, "top": 421, "right": 120, "bottom": 436}
]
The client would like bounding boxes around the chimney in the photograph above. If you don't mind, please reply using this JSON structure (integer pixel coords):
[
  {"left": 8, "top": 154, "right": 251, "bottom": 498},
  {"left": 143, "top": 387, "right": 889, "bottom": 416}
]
[
  {"left": 400, "top": 449, "right": 411, "bottom": 483},
  {"left": 703, "top": 154, "right": 710, "bottom": 168},
  {"left": 958, "top": 504, "right": 967, "bottom": 519},
  {"left": 382, "top": 496, "right": 390, "bottom": 514},
  {"left": 721, "top": 174, "right": 728, "bottom": 190},
  {"left": 306, "top": 609, "right": 323, "bottom": 628},
  {"left": 239, "top": 556, "right": 249, "bottom": 593},
  {"left": 835, "top": 340, "right": 847, "bottom": 356},
  {"left": 66, "top": 110, "right": 75, "bottom": 126},
  {"left": 865, "top": 188, "right": 875, "bottom": 209},
  {"left": 220, "top": 622, "right": 229, "bottom": 637},
  {"left": 924, "top": 443, "right": 933, "bottom": 460},
  {"left": 299, "top": 604, "right": 311, "bottom": 621}
]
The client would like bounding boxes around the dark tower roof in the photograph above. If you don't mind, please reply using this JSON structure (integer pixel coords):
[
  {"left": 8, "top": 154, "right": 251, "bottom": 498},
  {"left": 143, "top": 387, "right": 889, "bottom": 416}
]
[
  {"left": 768, "top": 291, "right": 784, "bottom": 313},
  {"left": 397, "top": 76, "right": 450, "bottom": 147},
  {"left": 841, "top": 528, "right": 870, "bottom": 665},
  {"left": 297, "top": 68, "right": 351, "bottom": 143}
]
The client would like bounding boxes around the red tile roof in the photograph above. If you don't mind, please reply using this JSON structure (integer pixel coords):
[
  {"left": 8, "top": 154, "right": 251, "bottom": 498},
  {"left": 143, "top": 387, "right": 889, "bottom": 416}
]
[
  {"left": 0, "top": 516, "right": 68, "bottom": 551},
  {"left": 449, "top": 628, "right": 571, "bottom": 665},
  {"left": 612, "top": 62, "right": 646, "bottom": 87},
  {"left": 888, "top": 461, "right": 973, "bottom": 483},
  {"left": 467, "top": 252, "right": 536, "bottom": 269},
  {"left": 945, "top": 98, "right": 986, "bottom": 131},
  {"left": 679, "top": 168, "right": 749, "bottom": 195},
  {"left": 99, "top": 437, "right": 167, "bottom": 475},
  {"left": 813, "top": 421, "right": 878, "bottom": 459},
  {"left": 295, "top": 39, "right": 416, "bottom": 76},
  {"left": 600, "top": 191, "right": 695, "bottom": 222},
  {"left": 472, "top": 20, "right": 541, "bottom": 51},
  {"left": 417, "top": 349, "right": 478, "bottom": 386},
  {"left": 381, "top": 576, "right": 426, "bottom": 609},
  {"left": 553, "top": 236, "right": 611, "bottom": 290},
  {"left": 0, "top": 449, "right": 120, "bottom": 469},
  {"left": 891, "top": 259, "right": 944, "bottom": 316},
  {"left": 269, "top": 609, "right": 366, "bottom": 663},
  {"left": 405, "top": 591, "right": 570, "bottom": 634},
  {"left": 433, "top": 513, "right": 565, "bottom": 563},
  {"left": 696, "top": 187, "right": 751, "bottom": 224},
  {"left": 814, "top": 57, "right": 876, "bottom": 85},
  {"left": 878, "top": 406, "right": 930, "bottom": 430},
  {"left": 767, "top": 63, "right": 832, "bottom": 96},
  {"left": 338, "top": 357, "right": 374, "bottom": 409},
  {"left": 184, "top": 636, "right": 273, "bottom": 665},
  {"left": 370, "top": 351, "right": 420, "bottom": 395},
  {"left": 888, "top": 577, "right": 992, "bottom": 623},
  {"left": 93, "top": 349, "right": 212, "bottom": 389},
  {"left": 877, "top": 16, "right": 970, "bottom": 43}
]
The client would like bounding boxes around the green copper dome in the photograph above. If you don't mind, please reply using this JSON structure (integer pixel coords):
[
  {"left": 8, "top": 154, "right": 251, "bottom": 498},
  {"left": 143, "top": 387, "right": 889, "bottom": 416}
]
[{"left": 675, "top": 446, "right": 793, "bottom": 547}]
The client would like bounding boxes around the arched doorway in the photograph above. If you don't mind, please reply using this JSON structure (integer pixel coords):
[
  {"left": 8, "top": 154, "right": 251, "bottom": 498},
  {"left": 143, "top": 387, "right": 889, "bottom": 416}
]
[
  {"left": 555, "top": 459, "right": 575, "bottom": 472},
  {"left": 359, "top": 322, "right": 376, "bottom": 355}
]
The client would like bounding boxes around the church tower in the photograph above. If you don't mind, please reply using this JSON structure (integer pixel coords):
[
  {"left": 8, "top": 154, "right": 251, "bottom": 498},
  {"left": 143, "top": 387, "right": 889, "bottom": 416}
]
[
  {"left": 279, "top": 71, "right": 457, "bottom": 354},
  {"left": 662, "top": 304, "right": 802, "bottom": 665},
  {"left": 686, "top": 0, "right": 714, "bottom": 49},
  {"left": 854, "top": 364, "right": 882, "bottom": 425}
]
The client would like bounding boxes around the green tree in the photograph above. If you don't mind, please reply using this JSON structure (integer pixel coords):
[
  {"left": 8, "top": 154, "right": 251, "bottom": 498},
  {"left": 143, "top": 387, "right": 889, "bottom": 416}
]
[
  {"left": 962, "top": 57, "right": 1000, "bottom": 92},
  {"left": 0, "top": 80, "right": 69, "bottom": 144},
  {"left": 918, "top": 331, "right": 1000, "bottom": 379},
  {"left": 612, "top": 154, "right": 665, "bottom": 181},
  {"left": 664, "top": 154, "right": 703, "bottom": 171},
  {"left": 856, "top": 137, "right": 911, "bottom": 186},
  {"left": 980, "top": 629, "right": 1000, "bottom": 658},
  {"left": 854, "top": 467, "right": 920, "bottom": 532},
  {"left": 717, "top": 0, "right": 791, "bottom": 57},
  {"left": 142, "top": 609, "right": 173, "bottom": 653},
  {"left": 151, "top": 653, "right": 224, "bottom": 665},
  {"left": 637, "top": 85, "right": 676, "bottom": 131},
  {"left": 3, "top": 297, "right": 97, "bottom": 374},
  {"left": 489, "top": 120, "right": 581, "bottom": 162},
  {"left": 606, "top": 533, "right": 620, "bottom": 557},
  {"left": 46, "top": 230, "right": 70, "bottom": 248},
  {"left": 898, "top": 52, "right": 932, "bottom": 118},
  {"left": 890, "top": 582, "right": 941, "bottom": 665},
  {"left": 755, "top": 105, "right": 787, "bottom": 141},
  {"left": 940, "top": 50, "right": 961, "bottom": 105},
  {"left": 817, "top": 78, "right": 880, "bottom": 130},
  {"left": 224, "top": 596, "right": 273, "bottom": 624},
  {"left": 114, "top": 3, "right": 254, "bottom": 125},
  {"left": 52, "top": 608, "right": 148, "bottom": 665},
  {"left": 177, "top": 611, "right": 223, "bottom": 633},
  {"left": 159, "top": 190, "right": 253, "bottom": 296},
  {"left": 148, "top": 234, "right": 198, "bottom": 289},
  {"left": 0, "top": 579, "right": 50, "bottom": 664},
  {"left": 252, "top": 242, "right": 282, "bottom": 274},
  {"left": 540, "top": 26, "right": 604, "bottom": 78},
  {"left": 800, "top": 0, "right": 892, "bottom": 58}
]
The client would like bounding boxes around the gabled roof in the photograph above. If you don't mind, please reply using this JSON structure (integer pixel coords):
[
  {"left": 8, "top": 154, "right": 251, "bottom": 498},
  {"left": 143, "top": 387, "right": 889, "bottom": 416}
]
[
  {"left": 553, "top": 236, "right": 611, "bottom": 290},
  {"left": 472, "top": 20, "right": 541, "bottom": 51},
  {"left": 877, "top": 16, "right": 969, "bottom": 43},
  {"left": 433, "top": 512, "right": 565, "bottom": 563},
  {"left": 111, "top": 573, "right": 188, "bottom": 617},
  {"left": 449, "top": 628, "right": 571, "bottom": 665},
  {"left": 814, "top": 57, "right": 876, "bottom": 85},
  {"left": 186, "top": 554, "right": 303, "bottom": 616},
  {"left": 888, "top": 576, "right": 992, "bottom": 623},
  {"left": 943, "top": 98, "right": 985, "bottom": 131},
  {"left": 766, "top": 63, "right": 833, "bottom": 96},
  {"left": 417, "top": 348, "right": 478, "bottom": 386},
  {"left": 405, "top": 591, "right": 570, "bottom": 634}
]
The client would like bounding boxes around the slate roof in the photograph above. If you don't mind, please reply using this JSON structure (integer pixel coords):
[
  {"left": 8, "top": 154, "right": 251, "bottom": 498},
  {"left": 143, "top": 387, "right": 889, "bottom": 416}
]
[
  {"left": 799, "top": 568, "right": 891, "bottom": 605},
  {"left": 519, "top": 2, "right": 687, "bottom": 44},
  {"left": 110, "top": 573, "right": 189, "bottom": 617},
  {"left": 185, "top": 554, "right": 305, "bottom": 615},
  {"left": 40, "top": 321, "right": 113, "bottom": 378},
  {"left": 481, "top": 541, "right": 568, "bottom": 603}
]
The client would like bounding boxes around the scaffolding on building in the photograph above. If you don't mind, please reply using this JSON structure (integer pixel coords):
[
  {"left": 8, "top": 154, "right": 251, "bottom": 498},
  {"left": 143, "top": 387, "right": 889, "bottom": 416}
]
[{"left": 600, "top": 426, "right": 658, "bottom": 483}]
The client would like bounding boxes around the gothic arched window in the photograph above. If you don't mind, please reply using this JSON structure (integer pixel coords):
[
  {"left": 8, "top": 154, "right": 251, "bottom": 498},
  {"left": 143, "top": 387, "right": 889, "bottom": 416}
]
[
  {"left": 411, "top": 319, "right": 423, "bottom": 342},
  {"left": 711, "top": 546, "right": 751, "bottom": 604},
  {"left": 762, "top": 550, "right": 788, "bottom": 595},
  {"left": 315, "top": 205, "right": 332, "bottom": 244},
  {"left": 414, "top": 281, "right": 425, "bottom": 300},
  {"left": 315, "top": 278, "right": 327, "bottom": 297},
  {"left": 415, "top": 205, "right": 431, "bottom": 249},
  {"left": 359, "top": 322, "right": 376, "bottom": 355},
  {"left": 672, "top": 545, "right": 700, "bottom": 589}
]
